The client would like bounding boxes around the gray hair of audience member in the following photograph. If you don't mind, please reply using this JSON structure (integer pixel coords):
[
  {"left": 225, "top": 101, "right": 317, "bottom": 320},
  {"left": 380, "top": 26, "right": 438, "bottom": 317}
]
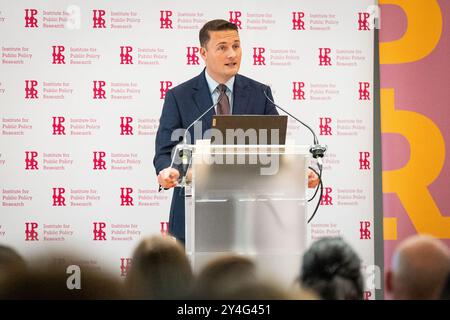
[
  {"left": 386, "top": 234, "right": 450, "bottom": 300},
  {"left": 192, "top": 254, "right": 261, "bottom": 299},
  {"left": 125, "top": 235, "right": 193, "bottom": 299},
  {"left": 299, "top": 237, "right": 364, "bottom": 300}
]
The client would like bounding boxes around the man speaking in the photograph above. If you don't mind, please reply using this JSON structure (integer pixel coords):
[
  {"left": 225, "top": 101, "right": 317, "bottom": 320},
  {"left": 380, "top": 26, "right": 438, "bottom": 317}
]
[{"left": 154, "top": 19, "right": 318, "bottom": 243}]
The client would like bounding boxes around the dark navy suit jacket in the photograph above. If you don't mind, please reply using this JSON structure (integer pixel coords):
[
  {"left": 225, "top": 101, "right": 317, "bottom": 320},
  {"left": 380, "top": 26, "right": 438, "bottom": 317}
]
[{"left": 153, "top": 70, "right": 278, "bottom": 242}]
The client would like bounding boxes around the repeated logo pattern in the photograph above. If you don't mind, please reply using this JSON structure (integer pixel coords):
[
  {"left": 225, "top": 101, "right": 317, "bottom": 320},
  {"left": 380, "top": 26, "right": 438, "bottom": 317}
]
[{"left": 1, "top": 1, "right": 375, "bottom": 295}]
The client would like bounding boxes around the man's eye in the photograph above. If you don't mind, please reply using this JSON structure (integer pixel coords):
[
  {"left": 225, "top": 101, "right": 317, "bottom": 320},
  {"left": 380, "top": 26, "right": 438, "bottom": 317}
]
[{"left": 218, "top": 46, "right": 225, "bottom": 51}]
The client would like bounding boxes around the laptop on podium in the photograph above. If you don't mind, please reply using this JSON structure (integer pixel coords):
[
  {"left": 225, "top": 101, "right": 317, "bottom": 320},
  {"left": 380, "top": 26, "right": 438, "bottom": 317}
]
[{"left": 211, "top": 115, "right": 287, "bottom": 145}]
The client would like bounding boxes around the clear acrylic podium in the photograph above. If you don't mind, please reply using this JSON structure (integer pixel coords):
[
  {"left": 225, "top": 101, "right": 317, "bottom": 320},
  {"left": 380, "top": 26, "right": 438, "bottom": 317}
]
[{"left": 181, "top": 142, "right": 310, "bottom": 285}]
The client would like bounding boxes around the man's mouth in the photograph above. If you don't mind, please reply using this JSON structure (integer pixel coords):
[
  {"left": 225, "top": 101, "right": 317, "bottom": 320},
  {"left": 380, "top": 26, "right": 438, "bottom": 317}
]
[{"left": 225, "top": 62, "right": 237, "bottom": 67}]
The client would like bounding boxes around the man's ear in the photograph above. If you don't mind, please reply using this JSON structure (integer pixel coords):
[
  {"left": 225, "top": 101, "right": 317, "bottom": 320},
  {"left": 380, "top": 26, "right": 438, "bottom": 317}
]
[{"left": 200, "top": 47, "right": 207, "bottom": 61}]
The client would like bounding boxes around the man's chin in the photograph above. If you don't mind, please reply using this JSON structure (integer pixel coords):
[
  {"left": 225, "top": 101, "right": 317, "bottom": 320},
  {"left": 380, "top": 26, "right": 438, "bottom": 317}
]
[{"left": 224, "top": 69, "right": 239, "bottom": 78}]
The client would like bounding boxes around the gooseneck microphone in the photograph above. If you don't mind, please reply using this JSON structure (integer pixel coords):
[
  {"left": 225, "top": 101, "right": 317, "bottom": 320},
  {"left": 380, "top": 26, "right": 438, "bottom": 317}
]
[
  {"left": 263, "top": 86, "right": 325, "bottom": 223},
  {"left": 263, "top": 87, "right": 327, "bottom": 166},
  {"left": 169, "top": 93, "right": 226, "bottom": 179},
  {"left": 182, "top": 93, "right": 225, "bottom": 147}
]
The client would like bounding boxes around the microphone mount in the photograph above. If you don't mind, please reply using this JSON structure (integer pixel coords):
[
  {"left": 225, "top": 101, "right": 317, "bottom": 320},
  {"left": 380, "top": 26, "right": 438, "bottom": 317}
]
[{"left": 263, "top": 88, "right": 327, "bottom": 162}]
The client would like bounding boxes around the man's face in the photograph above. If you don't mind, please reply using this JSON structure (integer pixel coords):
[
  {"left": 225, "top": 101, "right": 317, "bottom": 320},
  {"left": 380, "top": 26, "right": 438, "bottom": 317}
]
[{"left": 200, "top": 30, "right": 242, "bottom": 83}]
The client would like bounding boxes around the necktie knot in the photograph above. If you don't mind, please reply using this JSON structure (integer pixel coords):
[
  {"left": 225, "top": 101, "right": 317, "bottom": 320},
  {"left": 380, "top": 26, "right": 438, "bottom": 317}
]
[{"left": 217, "top": 84, "right": 227, "bottom": 94}]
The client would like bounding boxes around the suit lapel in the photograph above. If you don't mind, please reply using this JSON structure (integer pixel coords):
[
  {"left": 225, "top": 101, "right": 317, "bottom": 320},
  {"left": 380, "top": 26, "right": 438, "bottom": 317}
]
[
  {"left": 232, "top": 74, "right": 250, "bottom": 115},
  {"left": 193, "top": 70, "right": 215, "bottom": 129}
]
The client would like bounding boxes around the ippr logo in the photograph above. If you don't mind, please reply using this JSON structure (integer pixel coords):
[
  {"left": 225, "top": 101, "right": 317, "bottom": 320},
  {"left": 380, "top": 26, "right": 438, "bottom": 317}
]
[
  {"left": 160, "top": 10, "right": 173, "bottom": 29},
  {"left": 25, "top": 80, "right": 38, "bottom": 99},
  {"left": 120, "top": 46, "right": 133, "bottom": 64},
  {"left": 186, "top": 47, "right": 200, "bottom": 65},
  {"left": 120, "top": 258, "right": 132, "bottom": 277},
  {"left": 93, "top": 80, "right": 107, "bottom": 99},
  {"left": 292, "top": 82, "right": 305, "bottom": 100},
  {"left": 359, "top": 152, "right": 371, "bottom": 170},
  {"left": 52, "top": 116, "right": 66, "bottom": 135},
  {"left": 359, "top": 221, "right": 371, "bottom": 239},
  {"left": 229, "top": 11, "right": 242, "bottom": 29},
  {"left": 24, "top": 9, "right": 38, "bottom": 28},
  {"left": 160, "top": 81, "right": 173, "bottom": 99},
  {"left": 292, "top": 12, "right": 305, "bottom": 30},
  {"left": 253, "top": 47, "right": 266, "bottom": 66},
  {"left": 120, "top": 187, "right": 134, "bottom": 206},
  {"left": 319, "top": 48, "right": 331, "bottom": 66},
  {"left": 25, "top": 222, "right": 39, "bottom": 241},
  {"left": 93, "top": 222, "right": 107, "bottom": 241},
  {"left": 52, "top": 187, "right": 66, "bottom": 206},
  {"left": 359, "top": 82, "right": 370, "bottom": 100},
  {"left": 160, "top": 221, "right": 169, "bottom": 236},
  {"left": 120, "top": 117, "right": 133, "bottom": 135},
  {"left": 52, "top": 46, "right": 66, "bottom": 64},
  {"left": 93, "top": 151, "right": 107, "bottom": 170},
  {"left": 25, "top": 151, "right": 39, "bottom": 170},
  {"left": 319, "top": 117, "right": 332, "bottom": 136},
  {"left": 93, "top": 9, "right": 106, "bottom": 28},
  {"left": 358, "top": 12, "right": 371, "bottom": 31},
  {"left": 320, "top": 187, "right": 333, "bottom": 205},
  {"left": 364, "top": 291, "right": 372, "bottom": 300}
]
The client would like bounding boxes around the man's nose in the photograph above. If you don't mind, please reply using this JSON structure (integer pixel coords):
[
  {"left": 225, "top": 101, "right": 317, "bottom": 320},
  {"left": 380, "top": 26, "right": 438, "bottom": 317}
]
[{"left": 226, "top": 47, "right": 237, "bottom": 58}]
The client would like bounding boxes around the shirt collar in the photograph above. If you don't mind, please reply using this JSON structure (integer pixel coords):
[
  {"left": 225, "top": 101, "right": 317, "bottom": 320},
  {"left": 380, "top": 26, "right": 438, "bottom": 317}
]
[{"left": 205, "top": 70, "right": 235, "bottom": 95}]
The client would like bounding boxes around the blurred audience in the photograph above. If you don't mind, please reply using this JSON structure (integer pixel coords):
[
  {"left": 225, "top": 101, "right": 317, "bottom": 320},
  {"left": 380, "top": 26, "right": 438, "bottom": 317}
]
[
  {"left": 386, "top": 235, "right": 450, "bottom": 300},
  {"left": 298, "top": 237, "right": 364, "bottom": 300},
  {"left": 0, "top": 255, "right": 123, "bottom": 299},
  {"left": 0, "top": 245, "right": 27, "bottom": 286},
  {"left": 191, "top": 254, "right": 258, "bottom": 299},
  {"left": 440, "top": 273, "right": 450, "bottom": 300},
  {"left": 125, "top": 235, "right": 193, "bottom": 299},
  {"left": 191, "top": 254, "right": 304, "bottom": 299},
  {"left": 2, "top": 233, "right": 448, "bottom": 300}
]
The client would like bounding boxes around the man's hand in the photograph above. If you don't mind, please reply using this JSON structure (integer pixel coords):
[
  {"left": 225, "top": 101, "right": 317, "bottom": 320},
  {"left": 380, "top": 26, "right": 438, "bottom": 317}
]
[
  {"left": 308, "top": 169, "right": 320, "bottom": 188},
  {"left": 157, "top": 167, "right": 180, "bottom": 189}
]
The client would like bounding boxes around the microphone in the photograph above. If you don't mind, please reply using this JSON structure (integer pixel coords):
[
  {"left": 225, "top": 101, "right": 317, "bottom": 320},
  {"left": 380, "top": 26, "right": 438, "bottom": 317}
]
[
  {"left": 263, "top": 87, "right": 327, "bottom": 165},
  {"left": 263, "top": 86, "right": 325, "bottom": 223},
  {"left": 169, "top": 93, "right": 226, "bottom": 180},
  {"left": 182, "top": 93, "right": 225, "bottom": 147}
]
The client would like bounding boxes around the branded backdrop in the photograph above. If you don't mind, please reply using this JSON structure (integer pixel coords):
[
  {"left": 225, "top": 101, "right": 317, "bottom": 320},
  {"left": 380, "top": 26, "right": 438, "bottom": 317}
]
[
  {"left": 0, "top": 0, "right": 377, "bottom": 298},
  {"left": 380, "top": 0, "right": 450, "bottom": 297}
]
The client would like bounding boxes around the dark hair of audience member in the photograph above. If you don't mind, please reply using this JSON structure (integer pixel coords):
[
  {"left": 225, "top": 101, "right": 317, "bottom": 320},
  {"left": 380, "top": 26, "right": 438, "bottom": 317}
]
[
  {"left": 299, "top": 237, "right": 364, "bottom": 300},
  {"left": 441, "top": 273, "right": 450, "bottom": 300},
  {"left": 125, "top": 235, "right": 193, "bottom": 299}
]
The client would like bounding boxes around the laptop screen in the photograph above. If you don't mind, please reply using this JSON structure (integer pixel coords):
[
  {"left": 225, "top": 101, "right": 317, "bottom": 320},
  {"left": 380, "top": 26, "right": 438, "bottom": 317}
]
[{"left": 211, "top": 115, "right": 287, "bottom": 145}]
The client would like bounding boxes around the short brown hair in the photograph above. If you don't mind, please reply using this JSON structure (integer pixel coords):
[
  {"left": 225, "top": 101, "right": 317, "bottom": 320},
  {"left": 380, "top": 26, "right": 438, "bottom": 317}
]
[
  {"left": 125, "top": 235, "right": 193, "bottom": 299},
  {"left": 199, "top": 19, "right": 238, "bottom": 47}
]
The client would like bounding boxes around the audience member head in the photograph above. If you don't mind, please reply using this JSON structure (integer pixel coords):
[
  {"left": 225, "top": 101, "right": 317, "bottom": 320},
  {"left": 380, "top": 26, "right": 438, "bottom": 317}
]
[
  {"left": 440, "top": 273, "right": 450, "bottom": 300},
  {"left": 0, "top": 245, "right": 27, "bottom": 285},
  {"left": 0, "top": 255, "right": 123, "bottom": 299},
  {"left": 192, "top": 254, "right": 260, "bottom": 299},
  {"left": 386, "top": 235, "right": 450, "bottom": 300},
  {"left": 218, "top": 279, "right": 298, "bottom": 300},
  {"left": 193, "top": 254, "right": 318, "bottom": 300},
  {"left": 299, "top": 237, "right": 364, "bottom": 300},
  {"left": 125, "top": 235, "right": 193, "bottom": 299}
]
